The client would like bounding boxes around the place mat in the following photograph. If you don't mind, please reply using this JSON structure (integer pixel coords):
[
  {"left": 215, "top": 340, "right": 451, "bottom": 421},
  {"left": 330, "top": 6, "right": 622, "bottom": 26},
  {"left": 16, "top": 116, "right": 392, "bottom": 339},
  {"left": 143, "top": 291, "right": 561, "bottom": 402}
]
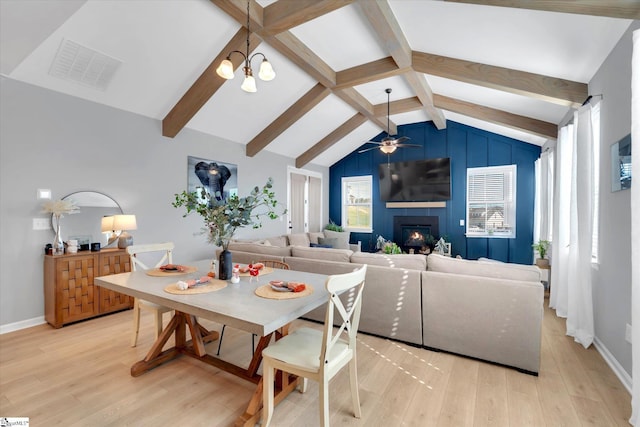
[
  {"left": 255, "top": 283, "right": 314, "bottom": 300},
  {"left": 238, "top": 266, "right": 274, "bottom": 277},
  {"left": 164, "top": 279, "right": 227, "bottom": 295},
  {"left": 146, "top": 265, "right": 198, "bottom": 277}
]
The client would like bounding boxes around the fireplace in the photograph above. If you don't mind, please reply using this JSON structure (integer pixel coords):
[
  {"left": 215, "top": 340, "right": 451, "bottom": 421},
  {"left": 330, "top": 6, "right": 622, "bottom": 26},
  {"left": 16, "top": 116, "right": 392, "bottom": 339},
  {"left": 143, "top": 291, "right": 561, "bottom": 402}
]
[{"left": 393, "top": 216, "right": 439, "bottom": 254}]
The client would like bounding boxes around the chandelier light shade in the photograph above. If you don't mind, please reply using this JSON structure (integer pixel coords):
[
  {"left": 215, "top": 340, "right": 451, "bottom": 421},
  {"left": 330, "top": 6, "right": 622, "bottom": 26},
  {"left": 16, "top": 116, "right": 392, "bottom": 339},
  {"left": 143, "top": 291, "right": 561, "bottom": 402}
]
[
  {"left": 216, "top": 1, "right": 275, "bottom": 92},
  {"left": 380, "top": 144, "right": 397, "bottom": 154}
]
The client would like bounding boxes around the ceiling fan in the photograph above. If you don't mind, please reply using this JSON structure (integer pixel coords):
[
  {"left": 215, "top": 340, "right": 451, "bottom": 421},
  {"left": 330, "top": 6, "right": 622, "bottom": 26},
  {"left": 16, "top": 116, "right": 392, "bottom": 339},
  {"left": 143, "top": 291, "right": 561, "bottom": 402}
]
[{"left": 358, "top": 88, "right": 421, "bottom": 155}]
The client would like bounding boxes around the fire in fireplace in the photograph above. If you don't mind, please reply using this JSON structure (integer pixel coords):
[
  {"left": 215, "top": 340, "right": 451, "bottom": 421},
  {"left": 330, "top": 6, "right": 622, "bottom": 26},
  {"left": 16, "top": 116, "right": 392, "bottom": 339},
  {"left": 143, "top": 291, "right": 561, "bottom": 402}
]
[{"left": 393, "top": 216, "right": 440, "bottom": 254}]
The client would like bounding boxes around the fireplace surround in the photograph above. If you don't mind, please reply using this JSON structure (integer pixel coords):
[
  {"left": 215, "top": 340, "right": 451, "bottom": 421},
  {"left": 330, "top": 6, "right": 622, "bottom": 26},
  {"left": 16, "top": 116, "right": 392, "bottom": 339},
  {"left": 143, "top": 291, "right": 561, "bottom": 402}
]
[{"left": 393, "top": 216, "right": 440, "bottom": 253}]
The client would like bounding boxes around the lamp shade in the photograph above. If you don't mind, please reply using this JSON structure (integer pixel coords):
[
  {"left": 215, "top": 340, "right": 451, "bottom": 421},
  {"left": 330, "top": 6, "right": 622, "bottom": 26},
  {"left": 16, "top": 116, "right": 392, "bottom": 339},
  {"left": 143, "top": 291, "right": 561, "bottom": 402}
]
[
  {"left": 101, "top": 215, "right": 114, "bottom": 233},
  {"left": 380, "top": 145, "right": 397, "bottom": 154},
  {"left": 216, "top": 59, "right": 235, "bottom": 80},
  {"left": 112, "top": 214, "right": 137, "bottom": 231},
  {"left": 241, "top": 74, "right": 257, "bottom": 93},
  {"left": 258, "top": 59, "right": 275, "bottom": 81}
]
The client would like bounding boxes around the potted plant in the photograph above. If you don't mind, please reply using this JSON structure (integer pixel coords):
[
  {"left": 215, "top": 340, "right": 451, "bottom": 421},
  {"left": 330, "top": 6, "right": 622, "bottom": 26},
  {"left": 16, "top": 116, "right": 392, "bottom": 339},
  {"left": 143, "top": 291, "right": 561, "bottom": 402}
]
[
  {"left": 532, "top": 240, "right": 551, "bottom": 267},
  {"left": 173, "top": 178, "right": 285, "bottom": 279},
  {"left": 324, "top": 219, "right": 344, "bottom": 232}
]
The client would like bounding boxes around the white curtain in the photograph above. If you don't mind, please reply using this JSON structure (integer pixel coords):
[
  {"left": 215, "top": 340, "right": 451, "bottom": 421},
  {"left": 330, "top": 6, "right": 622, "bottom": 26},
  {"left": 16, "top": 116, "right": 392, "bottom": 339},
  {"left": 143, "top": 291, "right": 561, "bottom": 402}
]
[
  {"left": 534, "top": 150, "right": 554, "bottom": 250},
  {"left": 550, "top": 125, "right": 573, "bottom": 314},
  {"left": 289, "top": 172, "right": 306, "bottom": 234},
  {"left": 629, "top": 27, "right": 639, "bottom": 427},
  {"left": 550, "top": 103, "right": 599, "bottom": 348}
]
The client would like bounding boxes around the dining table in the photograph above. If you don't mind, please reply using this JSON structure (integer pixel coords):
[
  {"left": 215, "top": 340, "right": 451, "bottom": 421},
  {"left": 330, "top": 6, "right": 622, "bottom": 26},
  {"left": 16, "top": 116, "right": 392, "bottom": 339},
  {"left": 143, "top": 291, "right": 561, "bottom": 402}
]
[{"left": 95, "top": 258, "right": 331, "bottom": 426}]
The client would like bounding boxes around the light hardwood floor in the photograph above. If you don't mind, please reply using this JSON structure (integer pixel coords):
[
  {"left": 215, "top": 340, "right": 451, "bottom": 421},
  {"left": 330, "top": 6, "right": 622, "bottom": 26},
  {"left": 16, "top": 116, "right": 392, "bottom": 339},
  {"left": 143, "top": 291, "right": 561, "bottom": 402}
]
[{"left": 0, "top": 300, "right": 631, "bottom": 426}]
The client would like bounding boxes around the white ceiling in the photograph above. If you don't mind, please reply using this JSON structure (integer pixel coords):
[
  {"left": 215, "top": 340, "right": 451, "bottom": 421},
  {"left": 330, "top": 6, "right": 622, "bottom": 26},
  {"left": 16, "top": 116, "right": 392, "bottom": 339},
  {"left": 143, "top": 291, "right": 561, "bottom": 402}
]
[{"left": 1, "top": 0, "right": 635, "bottom": 167}]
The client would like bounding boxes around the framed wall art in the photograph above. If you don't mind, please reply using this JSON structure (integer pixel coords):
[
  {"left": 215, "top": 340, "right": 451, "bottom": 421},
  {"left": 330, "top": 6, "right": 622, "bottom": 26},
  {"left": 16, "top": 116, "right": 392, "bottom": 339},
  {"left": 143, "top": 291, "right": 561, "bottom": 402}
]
[{"left": 187, "top": 156, "right": 238, "bottom": 201}]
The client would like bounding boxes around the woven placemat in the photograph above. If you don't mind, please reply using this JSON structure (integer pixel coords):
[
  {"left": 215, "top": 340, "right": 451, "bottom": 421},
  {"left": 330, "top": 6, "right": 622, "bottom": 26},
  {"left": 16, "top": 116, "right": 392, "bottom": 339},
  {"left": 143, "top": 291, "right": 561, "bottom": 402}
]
[
  {"left": 146, "top": 266, "right": 198, "bottom": 277},
  {"left": 255, "top": 284, "right": 314, "bottom": 300},
  {"left": 238, "top": 266, "right": 274, "bottom": 277},
  {"left": 164, "top": 279, "right": 227, "bottom": 295}
]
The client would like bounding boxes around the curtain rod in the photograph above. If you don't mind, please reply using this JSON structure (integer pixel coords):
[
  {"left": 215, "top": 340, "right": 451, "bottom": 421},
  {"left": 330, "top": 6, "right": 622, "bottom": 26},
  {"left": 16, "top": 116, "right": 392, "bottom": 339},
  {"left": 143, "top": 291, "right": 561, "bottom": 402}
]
[{"left": 581, "top": 94, "right": 603, "bottom": 106}]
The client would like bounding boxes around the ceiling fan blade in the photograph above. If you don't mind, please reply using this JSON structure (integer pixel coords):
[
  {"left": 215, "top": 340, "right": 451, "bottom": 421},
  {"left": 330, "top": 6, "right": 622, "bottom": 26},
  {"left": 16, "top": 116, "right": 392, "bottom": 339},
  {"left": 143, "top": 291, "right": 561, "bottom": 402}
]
[
  {"left": 362, "top": 140, "right": 383, "bottom": 146},
  {"left": 394, "top": 136, "right": 410, "bottom": 144},
  {"left": 358, "top": 146, "right": 382, "bottom": 154},
  {"left": 396, "top": 143, "right": 422, "bottom": 148}
]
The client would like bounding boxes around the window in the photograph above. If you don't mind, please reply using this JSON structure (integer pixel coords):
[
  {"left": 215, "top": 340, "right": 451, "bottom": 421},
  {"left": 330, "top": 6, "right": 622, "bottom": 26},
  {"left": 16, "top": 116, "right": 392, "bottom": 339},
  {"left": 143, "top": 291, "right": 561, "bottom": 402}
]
[
  {"left": 342, "top": 176, "right": 372, "bottom": 232},
  {"left": 466, "top": 165, "right": 517, "bottom": 238}
]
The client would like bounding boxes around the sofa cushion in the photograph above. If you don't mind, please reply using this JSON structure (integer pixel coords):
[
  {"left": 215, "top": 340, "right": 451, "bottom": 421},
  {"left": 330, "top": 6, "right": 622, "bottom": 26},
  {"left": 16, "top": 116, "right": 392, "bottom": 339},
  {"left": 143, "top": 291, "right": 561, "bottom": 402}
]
[
  {"left": 350, "top": 252, "right": 427, "bottom": 271},
  {"left": 291, "top": 246, "right": 353, "bottom": 262},
  {"left": 265, "top": 236, "right": 288, "bottom": 247},
  {"left": 308, "top": 232, "right": 324, "bottom": 244},
  {"left": 288, "top": 233, "right": 310, "bottom": 247},
  {"left": 227, "top": 241, "right": 291, "bottom": 257},
  {"left": 427, "top": 254, "right": 541, "bottom": 282},
  {"left": 322, "top": 229, "right": 350, "bottom": 250}
]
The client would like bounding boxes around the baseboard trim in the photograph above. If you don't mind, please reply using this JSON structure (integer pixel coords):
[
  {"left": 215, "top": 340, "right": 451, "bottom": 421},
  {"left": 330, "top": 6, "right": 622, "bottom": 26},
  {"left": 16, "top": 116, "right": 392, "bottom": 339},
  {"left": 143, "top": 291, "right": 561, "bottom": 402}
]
[
  {"left": 593, "top": 336, "right": 632, "bottom": 394},
  {"left": 0, "top": 316, "right": 46, "bottom": 335}
]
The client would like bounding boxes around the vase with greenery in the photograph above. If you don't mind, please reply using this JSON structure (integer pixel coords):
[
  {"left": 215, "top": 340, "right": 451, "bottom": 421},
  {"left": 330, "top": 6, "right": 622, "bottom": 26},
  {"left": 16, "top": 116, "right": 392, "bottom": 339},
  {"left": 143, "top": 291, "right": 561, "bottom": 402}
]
[
  {"left": 42, "top": 199, "right": 80, "bottom": 255},
  {"left": 173, "top": 178, "right": 285, "bottom": 279},
  {"left": 532, "top": 240, "right": 550, "bottom": 267}
]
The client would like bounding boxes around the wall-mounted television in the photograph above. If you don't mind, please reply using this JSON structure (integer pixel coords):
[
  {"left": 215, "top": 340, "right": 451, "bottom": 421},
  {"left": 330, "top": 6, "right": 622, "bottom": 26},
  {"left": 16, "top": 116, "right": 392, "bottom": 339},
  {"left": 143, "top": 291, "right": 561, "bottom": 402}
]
[{"left": 378, "top": 157, "right": 451, "bottom": 202}]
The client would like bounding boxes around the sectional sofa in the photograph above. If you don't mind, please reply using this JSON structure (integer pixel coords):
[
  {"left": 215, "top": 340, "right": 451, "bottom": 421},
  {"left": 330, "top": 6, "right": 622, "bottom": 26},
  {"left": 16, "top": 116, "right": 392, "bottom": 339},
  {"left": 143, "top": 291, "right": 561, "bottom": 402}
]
[{"left": 223, "top": 233, "right": 544, "bottom": 374}]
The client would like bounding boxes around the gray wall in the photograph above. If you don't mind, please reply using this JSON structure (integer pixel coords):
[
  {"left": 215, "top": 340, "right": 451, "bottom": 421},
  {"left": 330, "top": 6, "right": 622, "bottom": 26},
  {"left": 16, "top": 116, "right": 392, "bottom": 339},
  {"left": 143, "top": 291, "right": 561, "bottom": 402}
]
[
  {"left": 0, "top": 77, "right": 328, "bottom": 327},
  {"left": 589, "top": 21, "right": 639, "bottom": 377}
]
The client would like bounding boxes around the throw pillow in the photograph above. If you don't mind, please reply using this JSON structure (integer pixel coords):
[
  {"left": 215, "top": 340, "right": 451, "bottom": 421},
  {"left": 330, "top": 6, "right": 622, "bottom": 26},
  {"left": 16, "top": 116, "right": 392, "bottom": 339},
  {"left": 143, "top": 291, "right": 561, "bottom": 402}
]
[
  {"left": 308, "top": 231, "right": 324, "bottom": 244},
  {"left": 288, "top": 233, "right": 310, "bottom": 247},
  {"left": 317, "top": 237, "right": 339, "bottom": 248},
  {"left": 322, "top": 229, "right": 350, "bottom": 250},
  {"left": 310, "top": 243, "right": 333, "bottom": 248}
]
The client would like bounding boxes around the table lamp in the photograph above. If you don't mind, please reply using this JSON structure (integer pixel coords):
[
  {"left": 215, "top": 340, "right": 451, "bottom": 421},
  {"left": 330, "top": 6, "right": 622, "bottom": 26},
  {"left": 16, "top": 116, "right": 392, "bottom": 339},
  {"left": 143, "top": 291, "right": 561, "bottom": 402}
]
[
  {"left": 101, "top": 215, "right": 118, "bottom": 247},
  {"left": 113, "top": 214, "right": 137, "bottom": 248}
]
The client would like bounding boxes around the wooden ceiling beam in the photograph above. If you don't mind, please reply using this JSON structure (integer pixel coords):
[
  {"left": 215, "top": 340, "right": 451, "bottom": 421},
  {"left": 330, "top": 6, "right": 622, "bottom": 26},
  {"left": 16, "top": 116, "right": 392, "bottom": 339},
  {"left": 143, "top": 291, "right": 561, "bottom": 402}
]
[
  {"left": 246, "top": 84, "right": 331, "bottom": 157},
  {"left": 335, "top": 57, "right": 410, "bottom": 89},
  {"left": 296, "top": 113, "right": 368, "bottom": 168},
  {"left": 412, "top": 51, "right": 588, "bottom": 108},
  {"left": 404, "top": 71, "right": 447, "bottom": 129},
  {"left": 210, "top": 0, "right": 264, "bottom": 31},
  {"left": 434, "top": 94, "right": 558, "bottom": 139},
  {"left": 357, "top": 0, "right": 412, "bottom": 69},
  {"left": 263, "top": 31, "right": 336, "bottom": 88},
  {"left": 357, "top": 0, "right": 447, "bottom": 130},
  {"left": 335, "top": 87, "right": 397, "bottom": 135},
  {"left": 262, "top": 0, "right": 356, "bottom": 35},
  {"left": 162, "top": 28, "right": 260, "bottom": 138},
  {"left": 373, "top": 97, "right": 424, "bottom": 116},
  {"left": 444, "top": 0, "right": 640, "bottom": 20}
]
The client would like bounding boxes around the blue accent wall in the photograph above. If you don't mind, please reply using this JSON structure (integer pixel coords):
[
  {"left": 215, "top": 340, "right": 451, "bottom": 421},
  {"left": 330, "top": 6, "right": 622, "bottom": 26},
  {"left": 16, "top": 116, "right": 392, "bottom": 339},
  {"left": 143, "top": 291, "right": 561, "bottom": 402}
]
[{"left": 329, "top": 120, "right": 541, "bottom": 265}]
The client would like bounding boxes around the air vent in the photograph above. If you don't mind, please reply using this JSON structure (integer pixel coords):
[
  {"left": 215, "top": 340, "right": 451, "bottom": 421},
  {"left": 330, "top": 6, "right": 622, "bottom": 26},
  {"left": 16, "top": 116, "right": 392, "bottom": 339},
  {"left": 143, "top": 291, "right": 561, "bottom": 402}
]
[{"left": 49, "top": 38, "right": 122, "bottom": 91}]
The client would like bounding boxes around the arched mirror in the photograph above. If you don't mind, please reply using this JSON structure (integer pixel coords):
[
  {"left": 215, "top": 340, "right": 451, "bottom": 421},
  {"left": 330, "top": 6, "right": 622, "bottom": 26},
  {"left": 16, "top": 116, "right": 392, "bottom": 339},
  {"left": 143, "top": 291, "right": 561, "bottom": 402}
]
[{"left": 51, "top": 191, "right": 123, "bottom": 249}]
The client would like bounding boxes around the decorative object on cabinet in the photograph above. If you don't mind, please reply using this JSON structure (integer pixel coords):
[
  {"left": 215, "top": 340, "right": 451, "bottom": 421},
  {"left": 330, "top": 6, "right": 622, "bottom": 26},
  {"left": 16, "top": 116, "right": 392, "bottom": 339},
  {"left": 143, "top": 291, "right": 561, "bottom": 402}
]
[
  {"left": 44, "top": 248, "right": 133, "bottom": 328},
  {"left": 113, "top": 214, "right": 137, "bottom": 248},
  {"left": 42, "top": 198, "right": 80, "bottom": 255}
]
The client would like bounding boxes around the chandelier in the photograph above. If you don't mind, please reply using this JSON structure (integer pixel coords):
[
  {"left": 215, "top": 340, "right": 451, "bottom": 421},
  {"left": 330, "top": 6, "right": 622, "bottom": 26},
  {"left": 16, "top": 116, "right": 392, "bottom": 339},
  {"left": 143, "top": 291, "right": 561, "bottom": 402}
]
[{"left": 215, "top": 1, "right": 275, "bottom": 92}]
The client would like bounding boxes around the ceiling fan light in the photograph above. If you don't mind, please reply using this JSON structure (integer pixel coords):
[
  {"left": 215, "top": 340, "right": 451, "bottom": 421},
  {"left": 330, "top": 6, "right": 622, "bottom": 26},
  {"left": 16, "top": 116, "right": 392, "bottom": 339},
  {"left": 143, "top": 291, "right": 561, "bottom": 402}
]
[
  {"left": 241, "top": 73, "right": 257, "bottom": 93},
  {"left": 216, "top": 59, "right": 235, "bottom": 80},
  {"left": 380, "top": 145, "right": 397, "bottom": 154},
  {"left": 258, "top": 59, "right": 275, "bottom": 81}
]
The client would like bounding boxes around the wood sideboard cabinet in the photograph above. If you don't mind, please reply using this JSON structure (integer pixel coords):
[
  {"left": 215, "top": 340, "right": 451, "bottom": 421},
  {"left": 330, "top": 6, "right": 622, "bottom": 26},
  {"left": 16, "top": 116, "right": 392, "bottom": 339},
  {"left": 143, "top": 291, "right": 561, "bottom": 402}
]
[{"left": 44, "top": 248, "right": 133, "bottom": 328}]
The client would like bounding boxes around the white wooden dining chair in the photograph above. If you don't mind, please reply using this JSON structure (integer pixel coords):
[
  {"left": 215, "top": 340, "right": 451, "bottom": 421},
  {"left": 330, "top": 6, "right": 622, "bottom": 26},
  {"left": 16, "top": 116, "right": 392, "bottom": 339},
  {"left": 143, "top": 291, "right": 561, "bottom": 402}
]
[
  {"left": 126, "top": 242, "right": 175, "bottom": 347},
  {"left": 261, "top": 264, "right": 367, "bottom": 427}
]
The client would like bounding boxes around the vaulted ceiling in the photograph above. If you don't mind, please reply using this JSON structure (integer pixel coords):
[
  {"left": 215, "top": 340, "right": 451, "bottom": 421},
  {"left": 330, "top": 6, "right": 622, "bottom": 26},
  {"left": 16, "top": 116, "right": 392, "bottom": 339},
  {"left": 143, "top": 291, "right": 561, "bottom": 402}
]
[{"left": 2, "top": 0, "right": 637, "bottom": 167}]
